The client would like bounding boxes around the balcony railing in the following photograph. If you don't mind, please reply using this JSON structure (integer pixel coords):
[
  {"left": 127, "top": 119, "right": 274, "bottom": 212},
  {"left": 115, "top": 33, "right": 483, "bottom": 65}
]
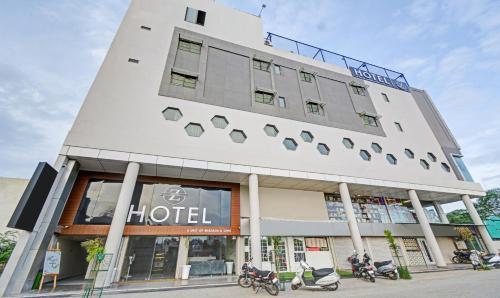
[{"left": 265, "top": 32, "right": 410, "bottom": 91}]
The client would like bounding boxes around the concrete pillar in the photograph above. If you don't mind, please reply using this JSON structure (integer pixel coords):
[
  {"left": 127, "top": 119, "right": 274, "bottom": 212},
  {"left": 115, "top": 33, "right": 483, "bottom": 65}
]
[
  {"left": 408, "top": 189, "right": 447, "bottom": 267},
  {"left": 433, "top": 201, "right": 450, "bottom": 224},
  {"left": 103, "top": 162, "right": 140, "bottom": 286},
  {"left": 175, "top": 236, "right": 190, "bottom": 279},
  {"left": 462, "top": 194, "right": 497, "bottom": 253},
  {"left": 249, "top": 174, "right": 262, "bottom": 268},
  {"left": 338, "top": 182, "right": 364, "bottom": 254}
]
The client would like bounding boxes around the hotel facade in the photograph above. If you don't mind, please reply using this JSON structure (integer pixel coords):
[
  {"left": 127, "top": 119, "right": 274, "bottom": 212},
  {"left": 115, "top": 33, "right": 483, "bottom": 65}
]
[{"left": 0, "top": 0, "right": 496, "bottom": 295}]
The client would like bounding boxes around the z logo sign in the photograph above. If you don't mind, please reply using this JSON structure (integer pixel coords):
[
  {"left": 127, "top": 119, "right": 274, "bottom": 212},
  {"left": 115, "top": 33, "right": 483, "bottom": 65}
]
[{"left": 160, "top": 186, "right": 187, "bottom": 205}]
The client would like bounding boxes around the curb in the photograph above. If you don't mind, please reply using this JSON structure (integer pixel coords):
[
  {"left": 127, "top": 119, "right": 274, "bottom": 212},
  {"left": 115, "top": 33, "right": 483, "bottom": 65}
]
[{"left": 20, "top": 282, "right": 238, "bottom": 298}]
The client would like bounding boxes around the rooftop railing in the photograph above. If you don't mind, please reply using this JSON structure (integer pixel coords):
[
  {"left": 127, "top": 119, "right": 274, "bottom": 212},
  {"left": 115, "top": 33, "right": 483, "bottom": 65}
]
[{"left": 265, "top": 32, "right": 410, "bottom": 90}]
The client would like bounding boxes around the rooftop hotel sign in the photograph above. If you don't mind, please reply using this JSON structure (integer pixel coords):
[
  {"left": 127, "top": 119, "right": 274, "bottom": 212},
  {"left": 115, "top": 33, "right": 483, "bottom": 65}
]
[{"left": 349, "top": 67, "right": 410, "bottom": 92}]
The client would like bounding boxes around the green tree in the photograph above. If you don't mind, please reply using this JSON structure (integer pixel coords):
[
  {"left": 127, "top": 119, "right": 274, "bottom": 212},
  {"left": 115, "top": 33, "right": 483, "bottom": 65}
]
[
  {"left": 476, "top": 188, "right": 500, "bottom": 219},
  {"left": 447, "top": 209, "right": 472, "bottom": 224},
  {"left": 0, "top": 231, "right": 17, "bottom": 267}
]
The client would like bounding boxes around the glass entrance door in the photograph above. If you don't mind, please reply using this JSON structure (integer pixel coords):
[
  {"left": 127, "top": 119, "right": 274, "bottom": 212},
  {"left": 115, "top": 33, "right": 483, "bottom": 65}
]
[
  {"left": 122, "top": 236, "right": 179, "bottom": 281},
  {"left": 149, "top": 237, "right": 180, "bottom": 279}
]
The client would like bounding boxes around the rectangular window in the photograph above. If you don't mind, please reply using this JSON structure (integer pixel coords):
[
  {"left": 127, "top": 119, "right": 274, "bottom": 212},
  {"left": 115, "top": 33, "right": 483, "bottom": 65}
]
[
  {"left": 306, "top": 102, "right": 321, "bottom": 115},
  {"left": 361, "top": 115, "right": 378, "bottom": 127},
  {"left": 352, "top": 85, "right": 367, "bottom": 96},
  {"left": 255, "top": 91, "right": 274, "bottom": 105},
  {"left": 171, "top": 72, "right": 197, "bottom": 89},
  {"left": 395, "top": 122, "right": 403, "bottom": 132},
  {"left": 178, "top": 39, "right": 201, "bottom": 54},
  {"left": 300, "top": 71, "right": 313, "bottom": 82},
  {"left": 382, "top": 93, "right": 390, "bottom": 102},
  {"left": 452, "top": 155, "right": 474, "bottom": 182},
  {"left": 273, "top": 65, "right": 282, "bottom": 75},
  {"left": 185, "top": 7, "right": 206, "bottom": 26},
  {"left": 278, "top": 96, "right": 286, "bottom": 108},
  {"left": 253, "top": 59, "right": 270, "bottom": 72}
]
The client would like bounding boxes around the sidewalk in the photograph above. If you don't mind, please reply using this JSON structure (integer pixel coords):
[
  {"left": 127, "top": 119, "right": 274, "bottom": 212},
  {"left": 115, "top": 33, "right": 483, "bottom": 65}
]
[
  {"left": 18, "top": 265, "right": 473, "bottom": 298},
  {"left": 19, "top": 276, "right": 239, "bottom": 298}
]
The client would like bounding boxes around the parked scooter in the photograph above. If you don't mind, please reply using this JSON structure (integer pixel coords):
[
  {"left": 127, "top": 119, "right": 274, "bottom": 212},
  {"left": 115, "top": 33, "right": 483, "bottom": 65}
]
[
  {"left": 481, "top": 253, "right": 500, "bottom": 269},
  {"left": 348, "top": 251, "right": 376, "bottom": 282},
  {"left": 452, "top": 250, "right": 471, "bottom": 264},
  {"left": 372, "top": 260, "right": 399, "bottom": 280},
  {"left": 291, "top": 260, "right": 340, "bottom": 291}
]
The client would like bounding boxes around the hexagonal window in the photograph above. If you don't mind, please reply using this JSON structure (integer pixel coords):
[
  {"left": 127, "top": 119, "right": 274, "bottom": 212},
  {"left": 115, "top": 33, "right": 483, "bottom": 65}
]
[
  {"left": 420, "top": 159, "right": 430, "bottom": 169},
  {"left": 300, "top": 131, "right": 314, "bottom": 143},
  {"left": 184, "top": 123, "right": 204, "bottom": 137},
  {"left": 441, "top": 162, "right": 451, "bottom": 172},
  {"left": 404, "top": 149, "right": 415, "bottom": 159},
  {"left": 283, "top": 138, "right": 298, "bottom": 151},
  {"left": 162, "top": 107, "right": 182, "bottom": 121},
  {"left": 386, "top": 154, "right": 397, "bottom": 165},
  {"left": 427, "top": 152, "right": 437, "bottom": 162},
  {"left": 342, "top": 138, "right": 354, "bottom": 149},
  {"left": 317, "top": 143, "right": 330, "bottom": 155},
  {"left": 230, "top": 129, "right": 247, "bottom": 143},
  {"left": 371, "top": 142, "right": 382, "bottom": 153},
  {"left": 360, "top": 149, "right": 371, "bottom": 161},
  {"left": 211, "top": 115, "right": 229, "bottom": 129},
  {"left": 264, "top": 124, "right": 279, "bottom": 137}
]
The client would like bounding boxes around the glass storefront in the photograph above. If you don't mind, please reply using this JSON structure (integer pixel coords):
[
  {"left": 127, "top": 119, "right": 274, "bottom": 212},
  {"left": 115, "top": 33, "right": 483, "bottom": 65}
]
[
  {"left": 74, "top": 179, "right": 122, "bottom": 224},
  {"left": 187, "top": 236, "right": 236, "bottom": 276},
  {"left": 325, "top": 194, "right": 420, "bottom": 224},
  {"left": 121, "top": 236, "right": 179, "bottom": 281},
  {"left": 74, "top": 180, "right": 232, "bottom": 227}
]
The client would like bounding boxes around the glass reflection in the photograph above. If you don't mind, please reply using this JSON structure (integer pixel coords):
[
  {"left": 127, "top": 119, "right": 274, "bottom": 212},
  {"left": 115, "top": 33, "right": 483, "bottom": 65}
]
[{"left": 74, "top": 180, "right": 122, "bottom": 224}]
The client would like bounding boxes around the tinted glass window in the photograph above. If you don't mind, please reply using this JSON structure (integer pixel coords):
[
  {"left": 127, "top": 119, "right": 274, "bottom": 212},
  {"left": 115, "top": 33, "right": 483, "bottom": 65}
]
[
  {"left": 74, "top": 180, "right": 122, "bottom": 224},
  {"left": 128, "top": 183, "right": 232, "bottom": 226},
  {"left": 453, "top": 155, "right": 474, "bottom": 181}
]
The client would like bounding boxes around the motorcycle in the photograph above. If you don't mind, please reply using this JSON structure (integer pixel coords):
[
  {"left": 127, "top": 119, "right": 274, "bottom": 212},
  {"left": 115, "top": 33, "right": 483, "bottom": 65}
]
[
  {"left": 251, "top": 268, "right": 280, "bottom": 296},
  {"left": 452, "top": 250, "right": 471, "bottom": 264},
  {"left": 238, "top": 258, "right": 256, "bottom": 288},
  {"left": 348, "top": 251, "right": 375, "bottom": 282},
  {"left": 481, "top": 253, "right": 500, "bottom": 269},
  {"left": 291, "top": 260, "right": 340, "bottom": 291}
]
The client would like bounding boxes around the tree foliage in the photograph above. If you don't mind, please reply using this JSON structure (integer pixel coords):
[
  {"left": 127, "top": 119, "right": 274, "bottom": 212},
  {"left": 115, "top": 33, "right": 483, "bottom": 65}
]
[
  {"left": 0, "top": 231, "right": 17, "bottom": 265},
  {"left": 81, "top": 238, "right": 105, "bottom": 263},
  {"left": 447, "top": 188, "right": 500, "bottom": 223}
]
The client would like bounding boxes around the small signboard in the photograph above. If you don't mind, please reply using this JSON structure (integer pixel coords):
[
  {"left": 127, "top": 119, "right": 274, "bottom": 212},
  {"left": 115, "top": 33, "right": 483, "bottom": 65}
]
[{"left": 43, "top": 251, "right": 61, "bottom": 275}]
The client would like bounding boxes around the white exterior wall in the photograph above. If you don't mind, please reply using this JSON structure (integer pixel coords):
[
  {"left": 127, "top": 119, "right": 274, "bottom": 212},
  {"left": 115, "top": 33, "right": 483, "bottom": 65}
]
[{"left": 63, "top": 0, "right": 482, "bottom": 194}]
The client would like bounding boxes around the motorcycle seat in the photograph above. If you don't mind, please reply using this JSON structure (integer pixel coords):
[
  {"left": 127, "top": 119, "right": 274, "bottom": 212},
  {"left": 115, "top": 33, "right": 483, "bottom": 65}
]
[
  {"left": 312, "top": 268, "right": 334, "bottom": 278},
  {"left": 374, "top": 261, "right": 392, "bottom": 268},
  {"left": 255, "top": 269, "right": 271, "bottom": 278}
]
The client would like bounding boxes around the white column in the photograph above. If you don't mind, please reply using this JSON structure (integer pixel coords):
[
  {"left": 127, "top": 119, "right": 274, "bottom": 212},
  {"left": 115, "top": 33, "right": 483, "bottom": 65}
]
[
  {"left": 103, "top": 162, "right": 140, "bottom": 286},
  {"left": 408, "top": 189, "right": 446, "bottom": 267},
  {"left": 433, "top": 201, "right": 450, "bottom": 224},
  {"left": 338, "top": 182, "right": 364, "bottom": 254},
  {"left": 462, "top": 194, "right": 497, "bottom": 253},
  {"left": 249, "top": 174, "right": 262, "bottom": 268}
]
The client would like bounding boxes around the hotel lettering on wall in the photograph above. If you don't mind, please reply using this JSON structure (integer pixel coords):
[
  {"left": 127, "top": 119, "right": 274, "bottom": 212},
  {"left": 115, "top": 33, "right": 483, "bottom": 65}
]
[
  {"left": 349, "top": 67, "right": 410, "bottom": 92},
  {"left": 126, "top": 185, "right": 231, "bottom": 227}
]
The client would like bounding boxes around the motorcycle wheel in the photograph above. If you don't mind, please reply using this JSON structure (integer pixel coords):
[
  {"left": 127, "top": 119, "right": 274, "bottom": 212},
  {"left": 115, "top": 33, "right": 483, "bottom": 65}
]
[
  {"left": 452, "top": 256, "right": 460, "bottom": 264},
  {"left": 389, "top": 272, "right": 398, "bottom": 280},
  {"left": 326, "top": 283, "right": 339, "bottom": 291},
  {"left": 265, "top": 284, "right": 280, "bottom": 296},
  {"left": 291, "top": 284, "right": 300, "bottom": 290},
  {"left": 370, "top": 276, "right": 376, "bottom": 283},
  {"left": 238, "top": 276, "right": 252, "bottom": 288}
]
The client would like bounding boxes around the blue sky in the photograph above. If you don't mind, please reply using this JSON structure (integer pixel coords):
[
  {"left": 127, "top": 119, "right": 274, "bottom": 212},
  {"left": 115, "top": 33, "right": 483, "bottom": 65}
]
[{"left": 0, "top": 0, "right": 499, "bottom": 210}]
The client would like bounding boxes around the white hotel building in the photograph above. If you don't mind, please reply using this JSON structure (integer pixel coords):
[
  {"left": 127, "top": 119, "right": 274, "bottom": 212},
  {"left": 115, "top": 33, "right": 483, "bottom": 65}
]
[{"left": 0, "top": 0, "right": 496, "bottom": 295}]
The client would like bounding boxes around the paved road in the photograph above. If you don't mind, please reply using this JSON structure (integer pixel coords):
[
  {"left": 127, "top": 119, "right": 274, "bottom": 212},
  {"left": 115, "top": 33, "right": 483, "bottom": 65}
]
[{"left": 105, "top": 269, "right": 500, "bottom": 298}]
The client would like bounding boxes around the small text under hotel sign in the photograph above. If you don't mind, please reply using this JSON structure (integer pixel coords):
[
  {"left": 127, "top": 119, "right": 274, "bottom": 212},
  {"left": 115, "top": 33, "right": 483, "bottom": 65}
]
[{"left": 349, "top": 67, "right": 410, "bottom": 92}]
